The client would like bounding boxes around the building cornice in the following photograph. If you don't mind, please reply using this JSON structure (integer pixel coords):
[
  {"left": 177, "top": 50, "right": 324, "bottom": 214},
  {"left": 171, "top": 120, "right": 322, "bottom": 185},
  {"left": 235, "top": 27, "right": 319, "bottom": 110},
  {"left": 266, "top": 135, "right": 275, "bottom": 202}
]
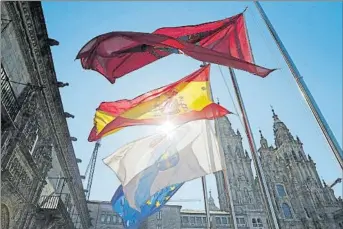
[{"left": 5, "top": 2, "right": 90, "bottom": 228}]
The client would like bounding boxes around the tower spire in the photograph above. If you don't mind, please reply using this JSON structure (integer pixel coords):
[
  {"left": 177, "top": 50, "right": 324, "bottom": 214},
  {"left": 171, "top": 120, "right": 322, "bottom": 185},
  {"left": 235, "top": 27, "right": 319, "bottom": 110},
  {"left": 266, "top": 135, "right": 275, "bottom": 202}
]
[
  {"left": 271, "top": 107, "right": 294, "bottom": 147},
  {"left": 208, "top": 189, "right": 219, "bottom": 211},
  {"left": 271, "top": 105, "right": 279, "bottom": 121},
  {"left": 259, "top": 129, "right": 268, "bottom": 149}
]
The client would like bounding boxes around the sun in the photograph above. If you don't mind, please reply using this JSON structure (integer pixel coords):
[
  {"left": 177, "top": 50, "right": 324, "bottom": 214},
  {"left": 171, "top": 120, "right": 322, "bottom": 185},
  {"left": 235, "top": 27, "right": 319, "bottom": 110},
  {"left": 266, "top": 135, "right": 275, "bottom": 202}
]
[{"left": 157, "top": 121, "right": 176, "bottom": 135}]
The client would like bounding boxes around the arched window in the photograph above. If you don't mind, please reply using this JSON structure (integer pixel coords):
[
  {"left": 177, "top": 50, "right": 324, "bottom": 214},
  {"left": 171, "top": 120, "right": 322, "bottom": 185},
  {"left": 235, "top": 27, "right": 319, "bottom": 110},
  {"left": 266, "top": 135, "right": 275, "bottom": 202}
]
[
  {"left": 1, "top": 204, "right": 10, "bottom": 229},
  {"left": 257, "top": 218, "right": 263, "bottom": 227},
  {"left": 304, "top": 208, "right": 310, "bottom": 218},
  {"left": 276, "top": 184, "right": 287, "bottom": 197},
  {"left": 282, "top": 203, "right": 293, "bottom": 219},
  {"left": 252, "top": 218, "right": 257, "bottom": 227},
  {"left": 244, "top": 188, "right": 250, "bottom": 203}
]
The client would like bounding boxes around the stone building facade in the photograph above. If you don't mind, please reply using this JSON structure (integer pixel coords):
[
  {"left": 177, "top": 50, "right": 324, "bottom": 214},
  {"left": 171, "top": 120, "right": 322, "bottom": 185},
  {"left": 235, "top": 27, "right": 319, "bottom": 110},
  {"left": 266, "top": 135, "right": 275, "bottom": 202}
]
[
  {"left": 255, "top": 109, "right": 342, "bottom": 229},
  {"left": 87, "top": 198, "right": 234, "bottom": 229},
  {"left": 1, "top": 2, "right": 90, "bottom": 229},
  {"left": 214, "top": 110, "right": 342, "bottom": 229},
  {"left": 87, "top": 200, "right": 124, "bottom": 229},
  {"left": 214, "top": 114, "right": 268, "bottom": 229}
]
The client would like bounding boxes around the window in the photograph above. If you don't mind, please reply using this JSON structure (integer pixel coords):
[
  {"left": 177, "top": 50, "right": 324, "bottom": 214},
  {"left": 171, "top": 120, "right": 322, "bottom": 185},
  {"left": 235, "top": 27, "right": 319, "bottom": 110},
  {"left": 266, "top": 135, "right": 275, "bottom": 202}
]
[
  {"left": 112, "top": 215, "right": 117, "bottom": 223},
  {"left": 157, "top": 211, "right": 162, "bottom": 220},
  {"left": 106, "top": 215, "right": 111, "bottom": 224},
  {"left": 222, "top": 217, "right": 228, "bottom": 224},
  {"left": 190, "top": 216, "right": 195, "bottom": 224},
  {"left": 252, "top": 218, "right": 257, "bottom": 227},
  {"left": 257, "top": 218, "right": 263, "bottom": 227},
  {"left": 100, "top": 214, "right": 106, "bottom": 223},
  {"left": 182, "top": 216, "right": 189, "bottom": 224},
  {"left": 196, "top": 217, "right": 202, "bottom": 225},
  {"left": 236, "top": 217, "right": 246, "bottom": 226},
  {"left": 118, "top": 217, "right": 122, "bottom": 223},
  {"left": 282, "top": 203, "right": 293, "bottom": 219},
  {"left": 55, "top": 174, "right": 62, "bottom": 192},
  {"left": 304, "top": 208, "right": 310, "bottom": 218},
  {"left": 29, "top": 129, "right": 39, "bottom": 155},
  {"left": 276, "top": 184, "right": 287, "bottom": 197},
  {"left": 216, "top": 217, "right": 221, "bottom": 225},
  {"left": 157, "top": 225, "right": 162, "bottom": 229},
  {"left": 244, "top": 188, "right": 250, "bottom": 202},
  {"left": 202, "top": 217, "right": 207, "bottom": 224}
]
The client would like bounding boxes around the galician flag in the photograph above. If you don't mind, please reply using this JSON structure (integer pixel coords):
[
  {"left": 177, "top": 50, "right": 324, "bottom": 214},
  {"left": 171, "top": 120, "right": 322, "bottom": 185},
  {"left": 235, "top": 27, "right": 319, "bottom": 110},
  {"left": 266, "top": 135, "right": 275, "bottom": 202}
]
[{"left": 103, "top": 119, "right": 223, "bottom": 210}]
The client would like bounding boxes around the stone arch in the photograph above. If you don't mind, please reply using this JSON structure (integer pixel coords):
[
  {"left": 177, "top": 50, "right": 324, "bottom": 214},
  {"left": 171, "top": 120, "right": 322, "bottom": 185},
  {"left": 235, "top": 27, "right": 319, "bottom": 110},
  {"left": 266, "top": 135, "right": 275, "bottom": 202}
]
[{"left": 1, "top": 204, "right": 10, "bottom": 229}]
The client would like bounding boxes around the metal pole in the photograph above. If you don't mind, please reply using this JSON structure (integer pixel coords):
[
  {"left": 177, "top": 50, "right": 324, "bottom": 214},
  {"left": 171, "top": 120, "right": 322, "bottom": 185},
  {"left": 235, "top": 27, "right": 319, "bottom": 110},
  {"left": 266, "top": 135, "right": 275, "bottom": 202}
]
[
  {"left": 254, "top": 1, "right": 343, "bottom": 170},
  {"left": 228, "top": 67, "right": 280, "bottom": 229},
  {"left": 201, "top": 176, "right": 211, "bottom": 229},
  {"left": 215, "top": 123, "right": 238, "bottom": 229},
  {"left": 203, "top": 62, "right": 237, "bottom": 229},
  {"left": 200, "top": 62, "right": 214, "bottom": 229}
]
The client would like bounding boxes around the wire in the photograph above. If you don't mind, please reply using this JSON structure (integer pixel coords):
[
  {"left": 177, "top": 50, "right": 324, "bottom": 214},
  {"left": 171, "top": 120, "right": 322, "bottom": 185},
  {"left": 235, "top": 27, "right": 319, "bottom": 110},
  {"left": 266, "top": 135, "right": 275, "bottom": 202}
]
[
  {"left": 217, "top": 65, "right": 245, "bottom": 129},
  {"left": 246, "top": 8, "right": 284, "bottom": 69}
]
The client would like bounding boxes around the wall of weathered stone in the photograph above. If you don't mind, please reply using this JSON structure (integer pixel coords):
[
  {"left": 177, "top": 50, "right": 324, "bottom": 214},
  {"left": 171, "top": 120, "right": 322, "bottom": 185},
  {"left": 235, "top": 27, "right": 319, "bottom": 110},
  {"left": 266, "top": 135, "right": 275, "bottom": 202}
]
[
  {"left": 87, "top": 201, "right": 124, "bottom": 229},
  {"left": 1, "top": 2, "right": 90, "bottom": 229}
]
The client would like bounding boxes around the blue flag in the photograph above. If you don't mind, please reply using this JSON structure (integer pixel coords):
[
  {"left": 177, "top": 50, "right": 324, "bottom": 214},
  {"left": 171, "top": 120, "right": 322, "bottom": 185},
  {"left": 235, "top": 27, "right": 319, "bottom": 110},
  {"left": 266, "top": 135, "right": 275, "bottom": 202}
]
[{"left": 111, "top": 183, "right": 183, "bottom": 229}]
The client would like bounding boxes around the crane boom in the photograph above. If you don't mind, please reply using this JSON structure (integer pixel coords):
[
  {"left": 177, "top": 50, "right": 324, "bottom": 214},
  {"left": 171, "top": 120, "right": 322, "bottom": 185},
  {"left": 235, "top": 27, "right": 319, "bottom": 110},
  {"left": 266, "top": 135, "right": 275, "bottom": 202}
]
[{"left": 84, "top": 140, "right": 101, "bottom": 200}]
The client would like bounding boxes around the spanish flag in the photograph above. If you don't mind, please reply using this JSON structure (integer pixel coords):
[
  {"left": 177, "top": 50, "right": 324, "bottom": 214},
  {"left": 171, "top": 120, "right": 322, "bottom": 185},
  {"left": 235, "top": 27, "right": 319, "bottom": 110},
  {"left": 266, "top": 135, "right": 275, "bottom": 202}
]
[{"left": 88, "top": 64, "right": 230, "bottom": 141}]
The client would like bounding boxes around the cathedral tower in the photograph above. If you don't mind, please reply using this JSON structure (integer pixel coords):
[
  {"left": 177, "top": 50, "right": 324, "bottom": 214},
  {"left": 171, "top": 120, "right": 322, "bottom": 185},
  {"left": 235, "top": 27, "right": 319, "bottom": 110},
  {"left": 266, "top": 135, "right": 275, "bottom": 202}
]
[
  {"left": 258, "top": 108, "right": 341, "bottom": 229},
  {"left": 214, "top": 115, "right": 267, "bottom": 228}
]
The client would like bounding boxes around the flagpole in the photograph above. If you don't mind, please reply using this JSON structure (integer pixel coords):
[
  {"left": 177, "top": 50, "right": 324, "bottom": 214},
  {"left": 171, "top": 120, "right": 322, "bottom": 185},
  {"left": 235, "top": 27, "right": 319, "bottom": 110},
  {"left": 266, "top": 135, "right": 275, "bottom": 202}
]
[
  {"left": 203, "top": 63, "right": 238, "bottom": 229},
  {"left": 214, "top": 124, "right": 238, "bottom": 229},
  {"left": 254, "top": 1, "right": 343, "bottom": 170},
  {"left": 228, "top": 67, "right": 280, "bottom": 229},
  {"left": 201, "top": 176, "right": 212, "bottom": 229}
]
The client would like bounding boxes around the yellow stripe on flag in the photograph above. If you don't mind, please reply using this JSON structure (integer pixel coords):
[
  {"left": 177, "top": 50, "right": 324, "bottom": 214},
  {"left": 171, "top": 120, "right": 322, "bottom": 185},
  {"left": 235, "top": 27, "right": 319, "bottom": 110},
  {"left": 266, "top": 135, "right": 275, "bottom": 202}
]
[{"left": 94, "top": 81, "right": 212, "bottom": 134}]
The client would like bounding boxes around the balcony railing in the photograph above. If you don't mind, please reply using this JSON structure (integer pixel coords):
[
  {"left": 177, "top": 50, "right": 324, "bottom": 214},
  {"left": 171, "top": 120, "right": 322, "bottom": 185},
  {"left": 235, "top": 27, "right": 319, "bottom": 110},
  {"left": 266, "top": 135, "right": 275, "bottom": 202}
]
[
  {"left": 38, "top": 195, "right": 75, "bottom": 228},
  {"left": 1, "top": 66, "right": 20, "bottom": 123}
]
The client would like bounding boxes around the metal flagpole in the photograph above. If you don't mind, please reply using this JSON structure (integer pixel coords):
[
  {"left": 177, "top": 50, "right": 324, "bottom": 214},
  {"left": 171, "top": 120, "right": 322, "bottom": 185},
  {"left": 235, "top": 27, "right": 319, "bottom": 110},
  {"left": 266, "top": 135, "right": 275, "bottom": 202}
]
[
  {"left": 201, "top": 176, "right": 212, "bottom": 229},
  {"left": 198, "top": 61, "right": 213, "bottom": 229},
  {"left": 203, "top": 63, "right": 238, "bottom": 229},
  {"left": 254, "top": 1, "right": 343, "bottom": 170},
  {"left": 214, "top": 122, "right": 238, "bottom": 229},
  {"left": 228, "top": 67, "right": 280, "bottom": 229},
  {"left": 202, "top": 121, "right": 238, "bottom": 229}
]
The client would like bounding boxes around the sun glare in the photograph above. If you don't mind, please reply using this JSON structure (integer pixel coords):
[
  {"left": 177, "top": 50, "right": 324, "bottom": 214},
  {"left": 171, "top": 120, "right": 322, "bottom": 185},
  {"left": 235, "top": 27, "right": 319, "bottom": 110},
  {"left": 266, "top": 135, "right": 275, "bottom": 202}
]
[{"left": 157, "top": 121, "right": 176, "bottom": 135}]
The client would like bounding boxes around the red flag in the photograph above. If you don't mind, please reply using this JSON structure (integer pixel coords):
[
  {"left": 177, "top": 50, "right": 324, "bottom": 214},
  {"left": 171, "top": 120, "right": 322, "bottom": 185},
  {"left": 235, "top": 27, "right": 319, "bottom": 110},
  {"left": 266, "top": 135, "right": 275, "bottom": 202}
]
[
  {"left": 154, "top": 13, "right": 254, "bottom": 64},
  {"left": 76, "top": 31, "right": 274, "bottom": 83}
]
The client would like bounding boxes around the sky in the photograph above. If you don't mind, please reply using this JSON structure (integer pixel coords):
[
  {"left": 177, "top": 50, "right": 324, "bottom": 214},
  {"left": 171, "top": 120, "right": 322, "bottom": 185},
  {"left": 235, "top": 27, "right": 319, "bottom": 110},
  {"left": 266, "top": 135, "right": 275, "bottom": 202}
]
[{"left": 42, "top": 1, "right": 342, "bottom": 210}]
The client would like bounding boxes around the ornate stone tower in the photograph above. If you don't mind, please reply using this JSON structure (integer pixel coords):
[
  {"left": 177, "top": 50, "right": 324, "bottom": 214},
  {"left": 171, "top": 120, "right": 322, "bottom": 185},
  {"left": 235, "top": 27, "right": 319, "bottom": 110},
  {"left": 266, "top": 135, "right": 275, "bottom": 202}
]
[
  {"left": 214, "top": 115, "right": 267, "bottom": 228},
  {"left": 258, "top": 108, "right": 341, "bottom": 229},
  {"left": 208, "top": 190, "right": 220, "bottom": 211}
]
